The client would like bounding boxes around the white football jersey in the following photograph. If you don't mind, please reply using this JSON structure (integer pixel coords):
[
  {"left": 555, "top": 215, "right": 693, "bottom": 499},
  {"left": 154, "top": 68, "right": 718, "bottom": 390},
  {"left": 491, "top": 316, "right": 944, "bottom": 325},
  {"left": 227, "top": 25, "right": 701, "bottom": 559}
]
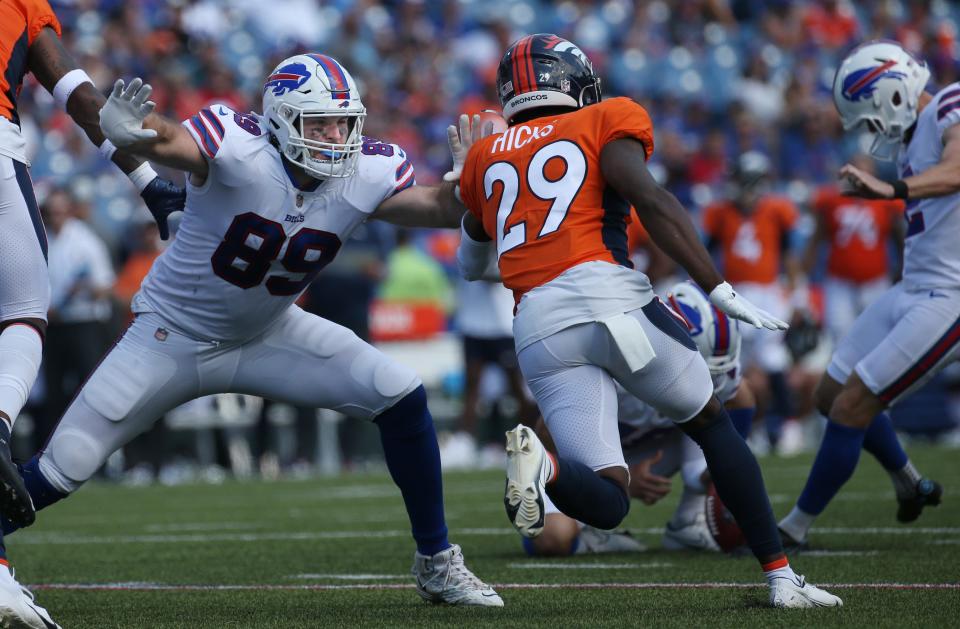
[
  {"left": 133, "top": 105, "right": 416, "bottom": 342},
  {"left": 896, "top": 82, "right": 960, "bottom": 290}
]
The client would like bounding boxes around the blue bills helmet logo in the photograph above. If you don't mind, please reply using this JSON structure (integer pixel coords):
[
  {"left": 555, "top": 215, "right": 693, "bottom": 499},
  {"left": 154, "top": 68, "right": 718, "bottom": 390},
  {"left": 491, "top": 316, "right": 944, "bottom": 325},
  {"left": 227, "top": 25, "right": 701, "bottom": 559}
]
[
  {"left": 263, "top": 63, "right": 311, "bottom": 96},
  {"left": 842, "top": 60, "right": 906, "bottom": 101}
]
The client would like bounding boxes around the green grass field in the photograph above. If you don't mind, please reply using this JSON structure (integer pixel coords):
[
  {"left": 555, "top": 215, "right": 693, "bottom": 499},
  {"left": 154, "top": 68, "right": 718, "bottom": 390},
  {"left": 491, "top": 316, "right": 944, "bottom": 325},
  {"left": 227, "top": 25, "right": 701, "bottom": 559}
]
[{"left": 6, "top": 444, "right": 958, "bottom": 628}]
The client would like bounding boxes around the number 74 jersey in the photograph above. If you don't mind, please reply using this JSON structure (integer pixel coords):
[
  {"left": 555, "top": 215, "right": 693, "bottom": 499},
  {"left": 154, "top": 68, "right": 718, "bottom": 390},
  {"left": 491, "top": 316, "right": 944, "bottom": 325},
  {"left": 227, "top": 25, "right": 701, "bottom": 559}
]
[
  {"left": 459, "top": 97, "right": 655, "bottom": 305},
  {"left": 133, "top": 105, "right": 414, "bottom": 342}
]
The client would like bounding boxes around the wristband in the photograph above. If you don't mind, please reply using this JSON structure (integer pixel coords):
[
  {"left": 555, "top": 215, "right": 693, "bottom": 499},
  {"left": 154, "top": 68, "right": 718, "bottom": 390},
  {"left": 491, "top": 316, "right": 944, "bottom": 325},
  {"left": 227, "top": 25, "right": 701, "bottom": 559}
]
[
  {"left": 891, "top": 179, "right": 909, "bottom": 200},
  {"left": 128, "top": 162, "right": 157, "bottom": 193},
  {"left": 98, "top": 139, "right": 117, "bottom": 161},
  {"left": 52, "top": 69, "right": 94, "bottom": 110}
]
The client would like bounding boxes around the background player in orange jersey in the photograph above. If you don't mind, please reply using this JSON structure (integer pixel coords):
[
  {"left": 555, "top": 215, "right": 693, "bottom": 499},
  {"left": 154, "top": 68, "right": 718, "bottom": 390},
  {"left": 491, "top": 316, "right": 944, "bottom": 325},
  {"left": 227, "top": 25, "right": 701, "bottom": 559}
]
[
  {"left": 702, "top": 151, "right": 805, "bottom": 451},
  {"left": 806, "top": 154, "right": 905, "bottom": 343},
  {"left": 452, "top": 33, "right": 839, "bottom": 609},
  {"left": 0, "top": 2, "right": 183, "bottom": 624}
]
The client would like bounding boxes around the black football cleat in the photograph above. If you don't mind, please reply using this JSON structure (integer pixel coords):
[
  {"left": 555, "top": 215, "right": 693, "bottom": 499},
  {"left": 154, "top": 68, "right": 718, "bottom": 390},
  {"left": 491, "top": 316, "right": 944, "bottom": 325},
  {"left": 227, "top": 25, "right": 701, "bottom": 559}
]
[
  {"left": 778, "top": 526, "right": 809, "bottom": 555},
  {"left": 0, "top": 423, "right": 34, "bottom": 528},
  {"left": 896, "top": 478, "right": 943, "bottom": 523}
]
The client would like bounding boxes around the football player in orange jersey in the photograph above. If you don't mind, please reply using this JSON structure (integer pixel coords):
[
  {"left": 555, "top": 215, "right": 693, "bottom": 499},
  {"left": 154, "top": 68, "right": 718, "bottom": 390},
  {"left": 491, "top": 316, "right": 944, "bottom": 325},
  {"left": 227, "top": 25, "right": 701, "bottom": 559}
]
[
  {"left": 452, "top": 33, "right": 839, "bottom": 608},
  {"left": 0, "top": 3, "right": 183, "bottom": 625},
  {"left": 805, "top": 154, "right": 905, "bottom": 342},
  {"left": 702, "top": 152, "right": 805, "bottom": 452}
]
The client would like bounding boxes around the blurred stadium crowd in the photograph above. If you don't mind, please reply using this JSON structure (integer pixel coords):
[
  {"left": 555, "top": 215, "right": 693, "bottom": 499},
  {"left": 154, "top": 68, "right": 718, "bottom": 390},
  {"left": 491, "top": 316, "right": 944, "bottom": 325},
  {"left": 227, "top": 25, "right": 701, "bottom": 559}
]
[{"left": 16, "top": 0, "right": 960, "bottom": 483}]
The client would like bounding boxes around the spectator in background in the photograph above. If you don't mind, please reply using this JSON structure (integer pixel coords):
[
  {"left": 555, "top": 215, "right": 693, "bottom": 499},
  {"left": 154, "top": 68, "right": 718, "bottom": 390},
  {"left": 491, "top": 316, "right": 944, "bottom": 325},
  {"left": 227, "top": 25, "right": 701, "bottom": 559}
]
[
  {"left": 379, "top": 228, "right": 453, "bottom": 314},
  {"left": 445, "top": 269, "right": 534, "bottom": 470},
  {"left": 113, "top": 220, "right": 164, "bottom": 322},
  {"left": 42, "top": 187, "right": 115, "bottom": 445}
]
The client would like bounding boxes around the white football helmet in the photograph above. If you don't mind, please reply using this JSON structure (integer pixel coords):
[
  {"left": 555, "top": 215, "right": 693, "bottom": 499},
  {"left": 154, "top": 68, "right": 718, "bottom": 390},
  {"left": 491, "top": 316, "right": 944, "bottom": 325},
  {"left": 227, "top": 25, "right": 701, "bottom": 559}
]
[
  {"left": 832, "top": 40, "right": 930, "bottom": 160},
  {"left": 666, "top": 281, "right": 741, "bottom": 376},
  {"left": 262, "top": 53, "right": 366, "bottom": 178}
]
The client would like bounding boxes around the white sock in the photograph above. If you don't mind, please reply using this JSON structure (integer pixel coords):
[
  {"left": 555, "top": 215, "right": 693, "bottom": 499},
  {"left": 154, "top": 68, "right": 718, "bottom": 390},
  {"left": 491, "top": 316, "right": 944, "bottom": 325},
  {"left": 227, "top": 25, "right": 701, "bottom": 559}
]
[
  {"left": 670, "top": 487, "right": 706, "bottom": 527},
  {"left": 889, "top": 460, "right": 923, "bottom": 499},
  {"left": 765, "top": 562, "right": 799, "bottom": 585},
  {"left": 778, "top": 505, "right": 816, "bottom": 542},
  {"left": 0, "top": 325, "right": 42, "bottom": 429}
]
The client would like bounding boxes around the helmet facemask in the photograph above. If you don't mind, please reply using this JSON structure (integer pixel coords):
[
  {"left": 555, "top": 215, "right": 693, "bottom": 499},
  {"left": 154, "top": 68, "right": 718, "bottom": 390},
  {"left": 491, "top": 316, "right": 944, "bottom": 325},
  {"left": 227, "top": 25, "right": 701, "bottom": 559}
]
[{"left": 273, "top": 102, "right": 365, "bottom": 179}]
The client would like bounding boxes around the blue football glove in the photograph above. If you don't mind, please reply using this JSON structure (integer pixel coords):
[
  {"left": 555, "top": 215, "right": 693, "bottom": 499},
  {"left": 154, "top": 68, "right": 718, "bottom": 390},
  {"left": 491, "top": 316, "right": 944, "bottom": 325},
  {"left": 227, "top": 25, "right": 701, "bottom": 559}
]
[{"left": 140, "top": 176, "right": 185, "bottom": 240}]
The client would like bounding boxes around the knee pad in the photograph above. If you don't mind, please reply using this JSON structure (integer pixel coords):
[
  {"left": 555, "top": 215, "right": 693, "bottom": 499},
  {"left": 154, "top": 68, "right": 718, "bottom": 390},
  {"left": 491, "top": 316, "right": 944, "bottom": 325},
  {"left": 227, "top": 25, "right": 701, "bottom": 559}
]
[{"left": 46, "top": 424, "right": 108, "bottom": 488}]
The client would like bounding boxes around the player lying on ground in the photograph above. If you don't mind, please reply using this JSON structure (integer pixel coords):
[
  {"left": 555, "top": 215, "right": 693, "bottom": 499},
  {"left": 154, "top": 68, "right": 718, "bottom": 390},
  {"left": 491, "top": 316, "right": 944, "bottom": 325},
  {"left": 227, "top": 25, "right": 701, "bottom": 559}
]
[
  {"left": 779, "top": 40, "right": 948, "bottom": 552},
  {"left": 522, "top": 282, "right": 756, "bottom": 557},
  {"left": 0, "top": 54, "right": 504, "bottom": 624},
  {"left": 453, "top": 33, "right": 841, "bottom": 608}
]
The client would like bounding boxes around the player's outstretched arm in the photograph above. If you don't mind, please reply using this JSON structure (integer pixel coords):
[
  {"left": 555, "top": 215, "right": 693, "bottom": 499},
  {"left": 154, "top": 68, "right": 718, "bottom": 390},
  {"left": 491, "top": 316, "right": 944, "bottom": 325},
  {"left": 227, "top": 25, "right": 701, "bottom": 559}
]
[
  {"left": 600, "top": 138, "right": 723, "bottom": 292},
  {"left": 600, "top": 138, "right": 787, "bottom": 331},
  {"left": 29, "top": 28, "right": 187, "bottom": 238},
  {"left": 841, "top": 126, "right": 960, "bottom": 200},
  {"left": 100, "top": 78, "right": 208, "bottom": 181},
  {"left": 371, "top": 181, "right": 464, "bottom": 228}
]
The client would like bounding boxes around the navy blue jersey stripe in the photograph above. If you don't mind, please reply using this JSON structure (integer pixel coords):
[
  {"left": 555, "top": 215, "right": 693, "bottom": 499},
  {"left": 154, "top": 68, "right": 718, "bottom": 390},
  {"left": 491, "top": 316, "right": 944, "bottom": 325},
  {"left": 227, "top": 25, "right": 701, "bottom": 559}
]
[
  {"left": 3, "top": 29, "right": 29, "bottom": 126},
  {"left": 937, "top": 99, "right": 960, "bottom": 121},
  {"left": 601, "top": 186, "right": 632, "bottom": 268},
  {"left": 200, "top": 108, "right": 225, "bottom": 138},
  {"left": 12, "top": 160, "right": 47, "bottom": 260}
]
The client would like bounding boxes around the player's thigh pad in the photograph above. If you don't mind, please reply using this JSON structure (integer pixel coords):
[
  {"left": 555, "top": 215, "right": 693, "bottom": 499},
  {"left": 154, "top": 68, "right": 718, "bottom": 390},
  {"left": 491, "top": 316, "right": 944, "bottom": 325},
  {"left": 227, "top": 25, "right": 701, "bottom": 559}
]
[
  {"left": 0, "top": 157, "right": 48, "bottom": 322},
  {"left": 855, "top": 287, "right": 960, "bottom": 405},
  {"left": 46, "top": 313, "right": 200, "bottom": 485},
  {"left": 608, "top": 303, "right": 713, "bottom": 422},
  {"left": 826, "top": 284, "right": 902, "bottom": 385},
  {"left": 233, "top": 307, "right": 420, "bottom": 420},
  {"left": 518, "top": 330, "right": 625, "bottom": 471}
]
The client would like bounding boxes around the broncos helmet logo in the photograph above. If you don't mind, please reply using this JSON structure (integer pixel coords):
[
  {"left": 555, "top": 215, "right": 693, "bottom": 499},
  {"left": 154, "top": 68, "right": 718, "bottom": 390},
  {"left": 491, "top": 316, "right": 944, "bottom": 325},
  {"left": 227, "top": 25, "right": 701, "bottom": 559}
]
[
  {"left": 842, "top": 59, "right": 906, "bottom": 101},
  {"left": 263, "top": 62, "right": 311, "bottom": 96}
]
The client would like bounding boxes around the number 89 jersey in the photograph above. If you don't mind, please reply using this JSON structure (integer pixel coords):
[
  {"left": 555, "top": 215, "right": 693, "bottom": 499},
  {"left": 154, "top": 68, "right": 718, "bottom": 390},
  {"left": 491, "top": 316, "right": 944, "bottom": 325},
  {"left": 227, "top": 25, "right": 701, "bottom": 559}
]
[
  {"left": 459, "top": 97, "right": 654, "bottom": 304},
  {"left": 133, "top": 105, "right": 414, "bottom": 342}
]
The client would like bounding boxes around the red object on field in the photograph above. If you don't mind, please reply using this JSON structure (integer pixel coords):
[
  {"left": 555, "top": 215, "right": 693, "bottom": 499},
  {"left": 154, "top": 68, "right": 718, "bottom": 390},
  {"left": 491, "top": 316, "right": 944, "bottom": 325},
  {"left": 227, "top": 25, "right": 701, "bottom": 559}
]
[
  {"left": 705, "top": 483, "right": 747, "bottom": 553},
  {"left": 369, "top": 300, "right": 446, "bottom": 341}
]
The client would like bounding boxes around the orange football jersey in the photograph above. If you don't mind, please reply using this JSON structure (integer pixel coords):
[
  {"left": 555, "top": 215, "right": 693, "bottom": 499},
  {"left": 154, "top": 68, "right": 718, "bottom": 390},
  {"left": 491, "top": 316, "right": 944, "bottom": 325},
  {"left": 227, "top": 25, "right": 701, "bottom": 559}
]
[
  {"left": 814, "top": 186, "right": 902, "bottom": 283},
  {"left": 460, "top": 97, "right": 654, "bottom": 303},
  {"left": 0, "top": 0, "right": 61, "bottom": 124},
  {"left": 702, "top": 196, "right": 797, "bottom": 285}
]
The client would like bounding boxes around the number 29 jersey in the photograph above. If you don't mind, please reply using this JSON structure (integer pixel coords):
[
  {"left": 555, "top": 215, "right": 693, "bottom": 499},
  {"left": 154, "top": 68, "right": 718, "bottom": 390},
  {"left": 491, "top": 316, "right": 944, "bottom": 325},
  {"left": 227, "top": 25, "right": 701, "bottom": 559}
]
[
  {"left": 133, "top": 105, "right": 414, "bottom": 342},
  {"left": 459, "top": 98, "right": 658, "bottom": 350},
  {"left": 460, "top": 97, "right": 654, "bottom": 303}
]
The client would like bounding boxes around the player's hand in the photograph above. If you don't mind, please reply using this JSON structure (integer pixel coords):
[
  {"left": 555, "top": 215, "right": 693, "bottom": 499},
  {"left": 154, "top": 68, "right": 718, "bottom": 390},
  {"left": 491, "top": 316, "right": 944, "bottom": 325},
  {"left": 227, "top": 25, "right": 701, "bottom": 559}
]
[
  {"left": 839, "top": 163, "right": 894, "bottom": 199},
  {"left": 443, "top": 113, "right": 495, "bottom": 183},
  {"left": 140, "top": 176, "right": 185, "bottom": 240},
  {"left": 628, "top": 450, "right": 672, "bottom": 505},
  {"left": 99, "top": 78, "right": 158, "bottom": 147},
  {"left": 709, "top": 281, "right": 789, "bottom": 331}
]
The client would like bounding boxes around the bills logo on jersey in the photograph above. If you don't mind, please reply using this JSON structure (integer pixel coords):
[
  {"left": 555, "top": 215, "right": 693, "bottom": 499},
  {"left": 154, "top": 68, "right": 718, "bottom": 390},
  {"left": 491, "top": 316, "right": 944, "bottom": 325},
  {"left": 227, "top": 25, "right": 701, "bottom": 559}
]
[
  {"left": 263, "top": 63, "right": 311, "bottom": 96},
  {"left": 842, "top": 60, "right": 906, "bottom": 101}
]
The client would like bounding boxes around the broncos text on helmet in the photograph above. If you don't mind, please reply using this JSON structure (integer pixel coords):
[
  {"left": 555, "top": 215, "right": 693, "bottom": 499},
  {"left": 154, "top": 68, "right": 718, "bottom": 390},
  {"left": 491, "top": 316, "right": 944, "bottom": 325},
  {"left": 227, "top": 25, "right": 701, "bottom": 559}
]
[
  {"left": 497, "top": 34, "right": 602, "bottom": 124},
  {"left": 262, "top": 53, "right": 366, "bottom": 178}
]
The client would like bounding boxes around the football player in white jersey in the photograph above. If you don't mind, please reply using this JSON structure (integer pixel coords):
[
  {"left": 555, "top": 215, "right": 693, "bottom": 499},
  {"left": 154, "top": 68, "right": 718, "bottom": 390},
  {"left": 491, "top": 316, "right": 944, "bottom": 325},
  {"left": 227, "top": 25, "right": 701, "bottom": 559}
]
[
  {"left": 780, "top": 41, "right": 949, "bottom": 550},
  {"left": 0, "top": 54, "right": 502, "bottom": 610},
  {"left": 522, "top": 282, "right": 756, "bottom": 556}
]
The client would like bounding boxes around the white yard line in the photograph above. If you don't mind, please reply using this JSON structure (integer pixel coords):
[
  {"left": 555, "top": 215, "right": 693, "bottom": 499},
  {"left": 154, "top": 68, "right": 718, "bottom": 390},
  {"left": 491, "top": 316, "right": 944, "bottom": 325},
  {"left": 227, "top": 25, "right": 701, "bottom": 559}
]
[
  {"left": 12, "top": 526, "right": 960, "bottom": 546},
  {"left": 27, "top": 582, "right": 960, "bottom": 592},
  {"left": 287, "top": 574, "right": 409, "bottom": 580},
  {"left": 508, "top": 562, "right": 672, "bottom": 569}
]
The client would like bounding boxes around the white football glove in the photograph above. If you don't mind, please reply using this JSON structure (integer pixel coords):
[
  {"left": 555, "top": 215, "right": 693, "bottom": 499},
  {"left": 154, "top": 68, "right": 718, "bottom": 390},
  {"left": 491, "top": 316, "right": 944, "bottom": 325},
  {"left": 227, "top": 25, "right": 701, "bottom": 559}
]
[
  {"left": 443, "top": 113, "right": 494, "bottom": 183},
  {"left": 99, "top": 78, "right": 158, "bottom": 147},
  {"left": 709, "top": 281, "right": 789, "bottom": 331}
]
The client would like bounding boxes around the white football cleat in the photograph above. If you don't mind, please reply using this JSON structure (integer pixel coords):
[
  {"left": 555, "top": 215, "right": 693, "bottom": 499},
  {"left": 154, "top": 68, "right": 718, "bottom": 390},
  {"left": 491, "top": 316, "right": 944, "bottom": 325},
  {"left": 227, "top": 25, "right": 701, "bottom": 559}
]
[
  {"left": 662, "top": 512, "right": 721, "bottom": 552},
  {"left": 412, "top": 544, "right": 503, "bottom": 607},
  {"left": 504, "top": 425, "right": 550, "bottom": 538},
  {"left": 0, "top": 565, "right": 60, "bottom": 629},
  {"left": 578, "top": 526, "right": 646, "bottom": 553},
  {"left": 769, "top": 573, "right": 843, "bottom": 609}
]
